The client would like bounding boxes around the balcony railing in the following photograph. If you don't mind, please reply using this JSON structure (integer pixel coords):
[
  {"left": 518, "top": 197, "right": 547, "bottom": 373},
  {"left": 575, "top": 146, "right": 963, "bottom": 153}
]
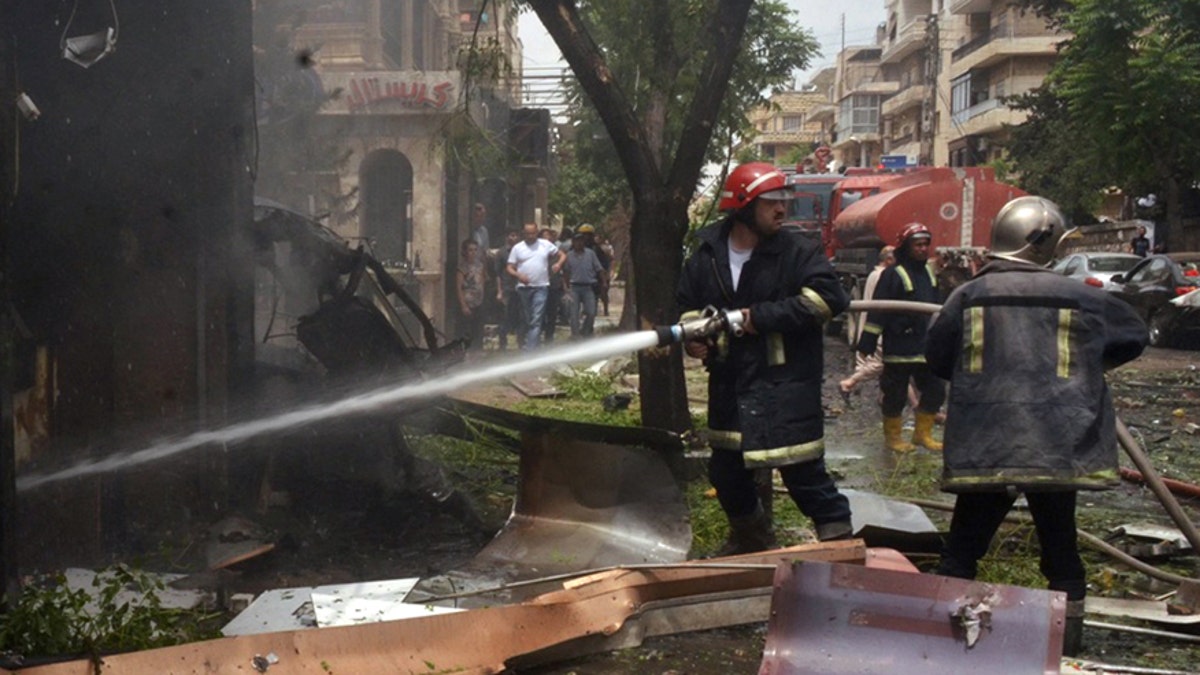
[
  {"left": 951, "top": 96, "right": 1001, "bottom": 126},
  {"left": 951, "top": 21, "right": 1054, "bottom": 62},
  {"left": 880, "top": 15, "right": 928, "bottom": 64}
]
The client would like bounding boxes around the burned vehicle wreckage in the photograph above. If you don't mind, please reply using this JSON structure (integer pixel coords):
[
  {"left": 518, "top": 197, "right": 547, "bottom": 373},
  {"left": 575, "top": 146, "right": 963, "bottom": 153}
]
[{"left": 251, "top": 197, "right": 466, "bottom": 384}]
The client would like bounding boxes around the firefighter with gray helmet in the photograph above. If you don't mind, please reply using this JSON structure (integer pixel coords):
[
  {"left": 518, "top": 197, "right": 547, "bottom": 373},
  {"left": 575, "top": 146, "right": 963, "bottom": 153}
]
[
  {"left": 926, "top": 195, "right": 1148, "bottom": 657},
  {"left": 677, "top": 162, "right": 853, "bottom": 554},
  {"left": 857, "top": 222, "right": 947, "bottom": 452}
]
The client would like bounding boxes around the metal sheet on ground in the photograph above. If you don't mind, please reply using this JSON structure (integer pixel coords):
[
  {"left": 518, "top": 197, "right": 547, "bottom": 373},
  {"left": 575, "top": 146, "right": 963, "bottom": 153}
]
[
  {"left": 841, "top": 488, "right": 944, "bottom": 552},
  {"left": 1087, "top": 596, "right": 1200, "bottom": 625},
  {"left": 509, "top": 375, "right": 562, "bottom": 397},
  {"left": 411, "top": 430, "right": 691, "bottom": 604},
  {"left": 9, "top": 551, "right": 852, "bottom": 675},
  {"left": 759, "top": 560, "right": 1065, "bottom": 675},
  {"left": 221, "top": 578, "right": 461, "bottom": 636}
]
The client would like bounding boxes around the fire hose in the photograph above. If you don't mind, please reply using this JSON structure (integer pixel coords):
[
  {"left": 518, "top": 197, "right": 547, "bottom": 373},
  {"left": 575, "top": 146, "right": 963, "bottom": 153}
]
[{"left": 659, "top": 298, "right": 1200, "bottom": 566}]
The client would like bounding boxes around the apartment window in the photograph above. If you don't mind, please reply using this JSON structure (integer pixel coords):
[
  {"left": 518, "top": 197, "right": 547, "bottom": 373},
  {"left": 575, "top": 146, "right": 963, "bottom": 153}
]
[
  {"left": 782, "top": 114, "right": 803, "bottom": 130},
  {"left": 837, "top": 94, "right": 880, "bottom": 137},
  {"left": 951, "top": 73, "right": 972, "bottom": 114},
  {"left": 381, "top": 0, "right": 429, "bottom": 70}
]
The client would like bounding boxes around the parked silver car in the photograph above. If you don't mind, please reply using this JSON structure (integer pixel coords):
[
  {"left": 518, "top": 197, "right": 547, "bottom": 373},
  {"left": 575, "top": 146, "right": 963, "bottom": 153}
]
[{"left": 1051, "top": 252, "right": 1143, "bottom": 291}]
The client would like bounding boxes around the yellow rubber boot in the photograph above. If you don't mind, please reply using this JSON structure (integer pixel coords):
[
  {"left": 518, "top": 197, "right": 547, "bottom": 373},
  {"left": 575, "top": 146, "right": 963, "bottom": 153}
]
[
  {"left": 883, "top": 416, "right": 915, "bottom": 452},
  {"left": 913, "top": 412, "right": 944, "bottom": 451}
]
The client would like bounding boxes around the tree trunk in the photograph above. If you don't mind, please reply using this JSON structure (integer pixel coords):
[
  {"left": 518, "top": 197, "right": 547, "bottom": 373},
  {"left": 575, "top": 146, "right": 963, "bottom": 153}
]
[
  {"left": 631, "top": 195, "right": 690, "bottom": 432},
  {"left": 527, "top": 0, "right": 754, "bottom": 432},
  {"left": 1163, "top": 174, "right": 1181, "bottom": 253}
]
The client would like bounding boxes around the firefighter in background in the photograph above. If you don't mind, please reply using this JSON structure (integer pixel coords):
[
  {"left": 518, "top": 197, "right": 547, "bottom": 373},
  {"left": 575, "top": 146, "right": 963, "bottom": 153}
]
[
  {"left": 678, "top": 162, "right": 853, "bottom": 553},
  {"left": 926, "top": 196, "right": 1147, "bottom": 656},
  {"left": 857, "top": 222, "right": 945, "bottom": 452}
]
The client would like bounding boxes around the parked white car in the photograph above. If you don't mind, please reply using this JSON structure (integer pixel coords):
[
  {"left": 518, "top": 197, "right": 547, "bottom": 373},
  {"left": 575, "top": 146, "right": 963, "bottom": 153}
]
[{"left": 1051, "top": 252, "right": 1143, "bottom": 291}]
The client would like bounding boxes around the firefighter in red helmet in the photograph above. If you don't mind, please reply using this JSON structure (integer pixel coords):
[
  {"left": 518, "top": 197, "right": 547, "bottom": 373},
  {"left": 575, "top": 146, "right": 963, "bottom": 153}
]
[
  {"left": 677, "top": 162, "right": 853, "bottom": 554},
  {"left": 857, "top": 222, "right": 946, "bottom": 452}
]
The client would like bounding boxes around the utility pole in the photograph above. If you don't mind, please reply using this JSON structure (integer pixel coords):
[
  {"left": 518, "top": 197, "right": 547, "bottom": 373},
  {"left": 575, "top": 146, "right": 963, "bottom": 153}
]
[{"left": 922, "top": 13, "right": 939, "bottom": 166}]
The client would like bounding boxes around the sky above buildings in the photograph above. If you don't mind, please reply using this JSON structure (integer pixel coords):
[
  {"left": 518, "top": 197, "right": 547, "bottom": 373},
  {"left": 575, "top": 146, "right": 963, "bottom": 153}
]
[{"left": 518, "top": 0, "right": 886, "bottom": 86}]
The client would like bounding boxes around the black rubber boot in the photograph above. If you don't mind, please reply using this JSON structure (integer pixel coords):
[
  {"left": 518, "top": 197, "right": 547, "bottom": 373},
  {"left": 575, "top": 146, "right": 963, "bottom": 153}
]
[
  {"left": 713, "top": 503, "right": 777, "bottom": 557},
  {"left": 1062, "top": 599, "right": 1085, "bottom": 657}
]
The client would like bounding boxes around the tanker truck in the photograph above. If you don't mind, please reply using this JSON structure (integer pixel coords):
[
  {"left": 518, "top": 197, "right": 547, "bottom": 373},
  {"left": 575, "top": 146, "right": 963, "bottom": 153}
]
[{"left": 809, "top": 167, "right": 1027, "bottom": 341}]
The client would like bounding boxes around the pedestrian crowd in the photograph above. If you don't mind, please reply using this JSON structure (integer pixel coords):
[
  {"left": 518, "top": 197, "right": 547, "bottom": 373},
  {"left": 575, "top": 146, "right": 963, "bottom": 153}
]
[{"left": 456, "top": 205, "right": 613, "bottom": 355}]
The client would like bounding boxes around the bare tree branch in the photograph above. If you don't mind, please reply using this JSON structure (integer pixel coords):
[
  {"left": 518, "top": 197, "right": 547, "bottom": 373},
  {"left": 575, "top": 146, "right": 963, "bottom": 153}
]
[
  {"left": 526, "top": 0, "right": 660, "bottom": 192},
  {"left": 667, "top": 0, "right": 753, "bottom": 208}
]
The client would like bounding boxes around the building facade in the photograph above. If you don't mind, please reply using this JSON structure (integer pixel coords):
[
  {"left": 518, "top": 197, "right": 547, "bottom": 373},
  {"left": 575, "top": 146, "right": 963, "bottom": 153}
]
[
  {"left": 878, "top": 0, "right": 940, "bottom": 165},
  {"left": 798, "top": 0, "right": 1061, "bottom": 171},
  {"left": 830, "top": 43, "right": 898, "bottom": 170},
  {"left": 745, "top": 90, "right": 830, "bottom": 167},
  {"left": 257, "top": 0, "right": 549, "bottom": 336},
  {"left": 944, "top": 0, "right": 1060, "bottom": 166}
]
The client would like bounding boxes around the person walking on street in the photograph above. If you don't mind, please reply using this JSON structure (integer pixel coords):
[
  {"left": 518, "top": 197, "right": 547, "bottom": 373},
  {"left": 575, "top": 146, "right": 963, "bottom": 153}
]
[
  {"left": 678, "top": 162, "right": 853, "bottom": 554},
  {"left": 839, "top": 245, "right": 894, "bottom": 399},
  {"left": 563, "top": 228, "right": 607, "bottom": 337},
  {"left": 541, "top": 227, "right": 565, "bottom": 343},
  {"left": 1129, "top": 224, "right": 1151, "bottom": 257},
  {"left": 926, "top": 196, "right": 1147, "bottom": 657},
  {"left": 495, "top": 230, "right": 522, "bottom": 351},
  {"left": 507, "top": 223, "right": 566, "bottom": 351},
  {"left": 857, "top": 223, "right": 946, "bottom": 452},
  {"left": 455, "top": 238, "right": 488, "bottom": 354},
  {"left": 580, "top": 225, "right": 612, "bottom": 316}
]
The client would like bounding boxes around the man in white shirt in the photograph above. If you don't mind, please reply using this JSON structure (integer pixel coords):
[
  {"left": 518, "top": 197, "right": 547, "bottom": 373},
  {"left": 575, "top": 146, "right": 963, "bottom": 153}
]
[{"left": 507, "top": 222, "right": 566, "bottom": 351}]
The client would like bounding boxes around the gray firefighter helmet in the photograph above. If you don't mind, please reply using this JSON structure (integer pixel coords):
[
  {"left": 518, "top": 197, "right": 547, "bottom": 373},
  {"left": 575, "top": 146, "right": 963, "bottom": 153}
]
[{"left": 990, "top": 196, "right": 1076, "bottom": 266}]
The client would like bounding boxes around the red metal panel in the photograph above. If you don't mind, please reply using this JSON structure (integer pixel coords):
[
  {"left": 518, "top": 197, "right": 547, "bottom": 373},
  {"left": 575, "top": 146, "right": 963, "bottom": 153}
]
[{"left": 759, "top": 560, "right": 1066, "bottom": 675}]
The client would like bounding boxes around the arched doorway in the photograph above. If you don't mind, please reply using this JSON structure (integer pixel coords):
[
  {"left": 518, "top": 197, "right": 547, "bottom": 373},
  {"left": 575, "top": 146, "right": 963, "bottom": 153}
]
[{"left": 360, "top": 150, "right": 413, "bottom": 265}]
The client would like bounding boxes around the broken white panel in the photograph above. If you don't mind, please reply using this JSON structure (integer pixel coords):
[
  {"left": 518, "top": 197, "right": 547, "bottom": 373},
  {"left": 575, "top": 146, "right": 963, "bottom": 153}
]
[
  {"left": 1086, "top": 596, "right": 1200, "bottom": 626},
  {"left": 220, "top": 587, "right": 316, "bottom": 636},
  {"left": 311, "top": 579, "right": 462, "bottom": 627},
  {"left": 222, "top": 577, "right": 462, "bottom": 636},
  {"left": 64, "top": 568, "right": 210, "bottom": 615}
]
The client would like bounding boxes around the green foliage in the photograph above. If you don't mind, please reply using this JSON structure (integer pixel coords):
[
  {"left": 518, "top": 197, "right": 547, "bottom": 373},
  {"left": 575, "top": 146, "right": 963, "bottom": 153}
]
[
  {"left": 1002, "top": 87, "right": 1108, "bottom": 224},
  {"left": 545, "top": 0, "right": 819, "bottom": 230},
  {"left": 0, "top": 566, "right": 220, "bottom": 660},
  {"left": 1044, "top": 0, "right": 1200, "bottom": 219},
  {"left": 1005, "top": 0, "right": 1200, "bottom": 229},
  {"left": 548, "top": 368, "right": 616, "bottom": 400}
]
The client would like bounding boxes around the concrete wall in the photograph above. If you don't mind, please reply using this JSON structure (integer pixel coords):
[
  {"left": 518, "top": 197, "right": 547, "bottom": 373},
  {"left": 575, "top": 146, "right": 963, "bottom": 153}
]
[{"left": 9, "top": 0, "right": 255, "bottom": 565}]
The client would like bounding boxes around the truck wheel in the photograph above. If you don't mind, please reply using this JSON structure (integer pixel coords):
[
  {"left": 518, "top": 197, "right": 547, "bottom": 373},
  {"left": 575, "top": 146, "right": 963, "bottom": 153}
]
[{"left": 843, "top": 284, "right": 863, "bottom": 346}]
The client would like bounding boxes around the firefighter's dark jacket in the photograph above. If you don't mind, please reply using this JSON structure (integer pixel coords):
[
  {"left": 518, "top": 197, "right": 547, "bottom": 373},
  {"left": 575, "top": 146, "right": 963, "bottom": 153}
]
[
  {"left": 677, "top": 217, "right": 849, "bottom": 468},
  {"left": 857, "top": 253, "right": 939, "bottom": 362},
  {"left": 926, "top": 259, "right": 1148, "bottom": 493}
]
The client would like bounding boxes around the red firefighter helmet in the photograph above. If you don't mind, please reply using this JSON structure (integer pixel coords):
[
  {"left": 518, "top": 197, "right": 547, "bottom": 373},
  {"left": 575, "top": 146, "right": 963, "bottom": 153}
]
[
  {"left": 718, "top": 162, "right": 793, "bottom": 211},
  {"left": 896, "top": 222, "right": 932, "bottom": 248}
]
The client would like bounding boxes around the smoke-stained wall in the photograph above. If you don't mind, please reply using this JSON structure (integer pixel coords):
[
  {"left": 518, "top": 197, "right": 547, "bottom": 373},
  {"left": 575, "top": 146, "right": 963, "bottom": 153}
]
[{"left": 8, "top": 1, "right": 255, "bottom": 565}]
